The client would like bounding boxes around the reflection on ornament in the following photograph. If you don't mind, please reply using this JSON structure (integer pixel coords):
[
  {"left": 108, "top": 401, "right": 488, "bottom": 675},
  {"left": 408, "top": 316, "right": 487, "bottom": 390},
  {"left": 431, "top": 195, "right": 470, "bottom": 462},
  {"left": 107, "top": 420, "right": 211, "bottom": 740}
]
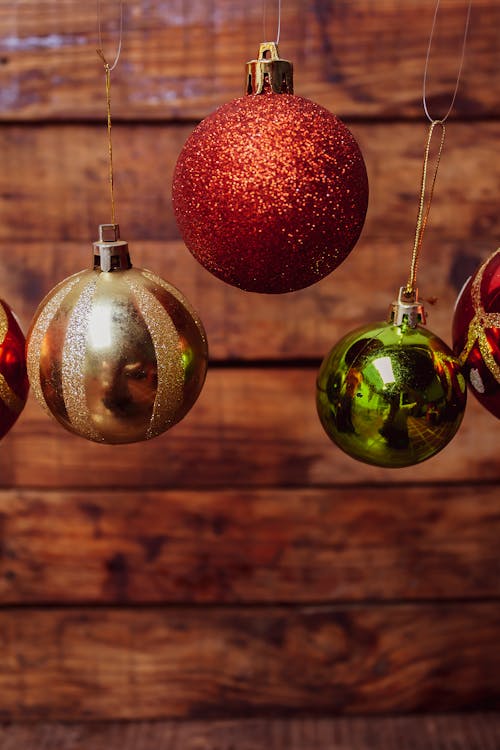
[
  {"left": 172, "top": 42, "right": 368, "bottom": 294},
  {"left": 317, "top": 289, "right": 467, "bottom": 468},
  {"left": 0, "top": 299, "right": 29, "bottom": 438},
  {"left": 452, "top": 248, "right": 500, "bottom": 419},
  {"left": 27, "top": 225, "right": 208, "bottom": 444}
]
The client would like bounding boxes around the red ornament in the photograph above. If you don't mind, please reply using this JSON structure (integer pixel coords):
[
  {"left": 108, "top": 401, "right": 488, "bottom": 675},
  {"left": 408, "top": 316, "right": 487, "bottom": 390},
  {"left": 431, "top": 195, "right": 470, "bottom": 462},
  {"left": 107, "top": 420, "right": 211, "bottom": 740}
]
[
  {"left": 0, "top": 299, "right": 29, "bottom": 438},
  {"left": 172, "top": 43, "right": 368, "bottom": 294},
  {"left": 452, "top": 248, "right": 500, "bottom": 418}
]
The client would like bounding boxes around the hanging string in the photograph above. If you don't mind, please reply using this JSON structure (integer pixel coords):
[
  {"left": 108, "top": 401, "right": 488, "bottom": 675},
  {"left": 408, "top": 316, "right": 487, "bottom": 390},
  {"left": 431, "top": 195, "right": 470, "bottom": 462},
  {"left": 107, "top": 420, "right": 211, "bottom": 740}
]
[
  {"left": 406, "top": 120, "right": 446, "bottom": 296},
  {"left": 96, "top": 0, "right": 123, "bottom": 225},
  {"left": 263, "top": 0, "right": 282, "bottom": 44},
  {"left": 405, "top": 0, "right": 472, "bottom": 298},
  {"left": 422, "top": 0, "right": 472, "bottom": 123}
]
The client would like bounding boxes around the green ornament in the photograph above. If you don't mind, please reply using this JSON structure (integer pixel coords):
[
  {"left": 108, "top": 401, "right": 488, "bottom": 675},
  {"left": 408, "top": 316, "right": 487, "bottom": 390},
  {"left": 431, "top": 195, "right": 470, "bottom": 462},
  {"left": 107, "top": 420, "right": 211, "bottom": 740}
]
[{"left": 316, "top": 289, "right": 467, "bottom": 468}]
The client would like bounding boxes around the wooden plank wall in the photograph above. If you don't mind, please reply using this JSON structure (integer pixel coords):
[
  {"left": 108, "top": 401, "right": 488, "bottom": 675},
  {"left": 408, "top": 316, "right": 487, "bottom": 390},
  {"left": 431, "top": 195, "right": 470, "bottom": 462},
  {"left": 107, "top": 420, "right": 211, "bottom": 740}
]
[
  {"left": 0, "top": 0, "right": 499, "bottom": 721},
  {"left": 3, "top": 714, "right": 500, "bottom": 750}
]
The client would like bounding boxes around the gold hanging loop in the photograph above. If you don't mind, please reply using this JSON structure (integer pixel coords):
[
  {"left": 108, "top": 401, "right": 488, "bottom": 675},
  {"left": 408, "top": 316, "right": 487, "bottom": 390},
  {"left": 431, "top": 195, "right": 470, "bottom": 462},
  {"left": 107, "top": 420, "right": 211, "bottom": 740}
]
[
  {"left": 405, "top": 119, "right": 446, "bottom": 298},
  {"left": 402, "top": 0, "right": 472, "bottom": 302},
  {"left": 96, "top": 0, "right": 123, "bottom": 225}
]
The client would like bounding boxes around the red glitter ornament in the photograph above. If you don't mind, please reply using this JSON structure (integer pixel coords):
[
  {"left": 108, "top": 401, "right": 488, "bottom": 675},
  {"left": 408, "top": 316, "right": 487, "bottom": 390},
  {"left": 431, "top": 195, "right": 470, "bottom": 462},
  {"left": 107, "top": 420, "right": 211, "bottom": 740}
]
[
  {"left": 0, "top": 298, "right": 29, "bottom": 438},
  {"left": 172, "top": 43, "right": 368, "bottom": 294},
  {"left": 452, "top": 248, "right": 500, "bottom": 419}
]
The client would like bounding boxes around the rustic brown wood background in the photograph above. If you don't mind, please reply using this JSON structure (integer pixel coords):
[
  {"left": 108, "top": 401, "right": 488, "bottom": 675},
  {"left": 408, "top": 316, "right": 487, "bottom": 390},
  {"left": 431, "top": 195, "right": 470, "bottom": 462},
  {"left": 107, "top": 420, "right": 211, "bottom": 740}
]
[{"left": 0, "top": 0, "right": 499, "bottom": 723}]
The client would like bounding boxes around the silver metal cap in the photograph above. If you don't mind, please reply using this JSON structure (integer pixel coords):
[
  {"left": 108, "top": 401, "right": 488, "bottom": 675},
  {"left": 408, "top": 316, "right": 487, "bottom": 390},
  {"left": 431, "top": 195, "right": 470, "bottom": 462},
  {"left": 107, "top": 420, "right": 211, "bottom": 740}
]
[
  {"left": 388, "top": 287, "right": 427, "bottom": 328},
  {"left": 93, "top": 224, "right": 132, "bottom": 272}
]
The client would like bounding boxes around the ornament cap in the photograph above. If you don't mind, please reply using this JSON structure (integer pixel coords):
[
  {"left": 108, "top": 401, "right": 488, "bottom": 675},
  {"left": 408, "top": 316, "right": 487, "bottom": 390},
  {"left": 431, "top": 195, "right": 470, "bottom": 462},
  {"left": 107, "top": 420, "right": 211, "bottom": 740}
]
[
  {"left": 389, "top": 287, "right": 427, "bottom": 328},
  {"left": 93, "top": 223, "right": 132, "bottom": 272},
  {"left": 246, "top": 42, "right": 293, "bottom": 95}
]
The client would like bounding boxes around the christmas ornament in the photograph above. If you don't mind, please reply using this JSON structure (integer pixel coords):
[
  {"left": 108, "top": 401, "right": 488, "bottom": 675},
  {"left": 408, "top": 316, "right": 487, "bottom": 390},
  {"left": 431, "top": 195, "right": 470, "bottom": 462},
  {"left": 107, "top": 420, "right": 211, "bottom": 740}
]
[
  {"left": 316, "top": 0, "right": 473, "bottom": 468},
  {"left": 317, "top": 288, "right": 467, "bottom": 467},
  {"left": 26, "top": 26, "right": 208, "bottom": 444},
  {"left": 317, "top": 116, "right": 468, "bottom": 468},
  {"left": 26, "top": 224, "right": 208, "bottom": 444},
  {"left": 0, "top": 299, "right": 29, "bottom": 438},
  {"left": 452, "top": 248, "right": 500, "bottom": 418},
  {"left": 172, "top": 42, "right": 368, "bottom": 294}
]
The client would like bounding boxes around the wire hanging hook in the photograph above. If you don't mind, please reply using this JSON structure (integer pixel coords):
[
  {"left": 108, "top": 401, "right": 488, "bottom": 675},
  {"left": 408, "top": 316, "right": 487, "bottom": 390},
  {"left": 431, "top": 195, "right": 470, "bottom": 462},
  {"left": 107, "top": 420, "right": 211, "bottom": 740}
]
[
  {"left": 405, "top": 0, "right": 472, "bottom": 297},
  {"left": 97, "top": 0, "right": 123, "bottom": 72},
  {"left": 263, "top": 0, "right": 282, "bottom": 45},
  {"left": 422, "top": 0, "right": 472, "bottom": 123}
]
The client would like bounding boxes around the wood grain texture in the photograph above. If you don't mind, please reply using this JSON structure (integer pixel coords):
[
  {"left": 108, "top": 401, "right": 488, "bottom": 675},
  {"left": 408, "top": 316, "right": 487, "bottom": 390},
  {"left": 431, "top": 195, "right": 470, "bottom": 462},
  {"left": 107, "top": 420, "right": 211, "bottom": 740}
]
[
  {"left": 0, "top": 0, "right": 498, "bottom": 726},
  {"left": 1, "top": 714, "right": 500, "bottom": 750},
  {"left": 0, "top": 122, "right": 499, "bottom": 245},
  {"left": 2, "top": 238, "right": 496, "bottom": 362},
  {"left": 1, "top": 369, "right": 498, "bottom": 490},
  {"left": 0, "top": 0, "right": 498, "bottom": 120},
  {"left": 0, "top": 603, "right": 499, "bottom": 720},
  {"left": 0, "top": 484, "right": 499, "bottom": 604}
]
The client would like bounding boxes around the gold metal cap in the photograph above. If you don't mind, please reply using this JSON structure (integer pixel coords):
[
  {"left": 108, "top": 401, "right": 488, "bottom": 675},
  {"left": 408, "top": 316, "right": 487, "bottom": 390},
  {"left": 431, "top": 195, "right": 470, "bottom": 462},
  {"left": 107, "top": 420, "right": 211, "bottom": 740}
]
[
  {"left": 388, "top": 287, "right": 427, "bottom": 328},
  {"left": 246, "top": 42, "right": 293, "bottom": 95},
  {"left": 93, "top": 224, "right": 132, "bottom": 272}
]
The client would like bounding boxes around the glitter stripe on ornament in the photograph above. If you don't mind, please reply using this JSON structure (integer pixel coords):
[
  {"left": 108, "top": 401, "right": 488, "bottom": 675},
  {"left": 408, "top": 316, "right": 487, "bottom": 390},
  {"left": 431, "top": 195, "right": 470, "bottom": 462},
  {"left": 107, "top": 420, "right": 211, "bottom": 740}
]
[
  {"left": 453, "top": 248, "right": 500, "bottom": 418},
  {"left": 460, "top": 249, "right": 500, "bottom": 382},
  {"left": 61, "top": 276, "right": 100, "bottom": 442},
  {"left": 0, "top": 374, "right": 25, "bottom": 414},
  {"left": 142, "top": 270, "right": 209, "bottom": 397},
  {"left": 142, "top": 270, "right": 207, "bottom": 340},
  {"left": 125, "top": 274, "right": 185, "bottom": 439},
  {"left": 76, "top": 268, "right": 158, "bottom": 444},
  {"left": 140, "top": 269, "right": 208, "bottom": 424},
  {"left": 26, "top": 274, "right": 84, "bottom": 414},
  {"left": 0, "top": 301, "right": 7, "bottom": 346}
]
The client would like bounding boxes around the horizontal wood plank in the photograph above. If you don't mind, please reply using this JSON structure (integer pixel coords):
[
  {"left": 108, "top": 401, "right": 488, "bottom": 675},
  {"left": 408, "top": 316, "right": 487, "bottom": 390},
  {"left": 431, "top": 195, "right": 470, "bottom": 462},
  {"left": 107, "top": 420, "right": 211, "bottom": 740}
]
[
  {"left": 3, "top": 238, "right": 496, "bottom": 361},
  {"left": 0, "top": 1, "right": 498, "bottom": 120},
  {"left": 1, "top": 369, "right": 498, "bottom": 489},
  {"left": 2, "top": 714, "right": 500, "bottom": 750},
  {"left": 0, "top": 122, "right": 499, "bottom": 246},
  {"left": 0, "top": 2, "right": 498, "bottom": 730},
  {"left": 0, "top": 603, "right": 499, "bottom": 719},
  {"left": 0, "top": 485, "right": 499, "bottom": 604}
]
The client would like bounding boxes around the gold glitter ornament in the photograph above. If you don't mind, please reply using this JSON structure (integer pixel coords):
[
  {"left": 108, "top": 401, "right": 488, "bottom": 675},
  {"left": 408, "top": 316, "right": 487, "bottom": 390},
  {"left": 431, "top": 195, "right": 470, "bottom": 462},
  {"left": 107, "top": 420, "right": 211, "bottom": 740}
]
[{"left": 26, "top": 225, "right": 208, "bottom": 444}]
